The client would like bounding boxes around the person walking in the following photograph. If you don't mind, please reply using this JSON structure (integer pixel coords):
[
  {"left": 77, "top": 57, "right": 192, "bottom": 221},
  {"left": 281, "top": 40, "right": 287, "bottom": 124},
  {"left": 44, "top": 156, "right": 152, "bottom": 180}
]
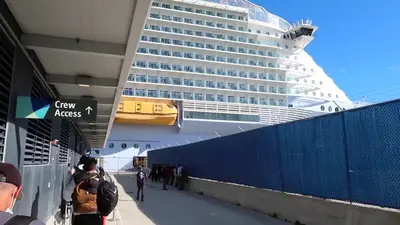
[{"left": 136, "top": 167, "right": 147, "bottom": 202}]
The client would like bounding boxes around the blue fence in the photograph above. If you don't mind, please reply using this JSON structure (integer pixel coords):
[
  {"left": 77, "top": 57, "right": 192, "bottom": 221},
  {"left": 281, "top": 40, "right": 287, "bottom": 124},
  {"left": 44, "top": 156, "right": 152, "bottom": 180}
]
[{"left": 148, "top": 100, "right": 400, "bottom": 209}]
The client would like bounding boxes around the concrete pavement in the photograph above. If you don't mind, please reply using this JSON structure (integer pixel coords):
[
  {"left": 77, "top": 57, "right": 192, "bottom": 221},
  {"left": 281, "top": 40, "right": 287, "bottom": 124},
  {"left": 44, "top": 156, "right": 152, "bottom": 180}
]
[{"left": 112, "top": 173, "right": 290, "bottom": 225}]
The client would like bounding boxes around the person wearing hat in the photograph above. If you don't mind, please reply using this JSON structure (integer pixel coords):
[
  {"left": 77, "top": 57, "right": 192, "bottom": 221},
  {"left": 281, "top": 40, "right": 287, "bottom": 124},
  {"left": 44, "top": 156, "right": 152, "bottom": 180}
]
[{"left": 0, "top": 162, "right": 45, "bottom": 225}]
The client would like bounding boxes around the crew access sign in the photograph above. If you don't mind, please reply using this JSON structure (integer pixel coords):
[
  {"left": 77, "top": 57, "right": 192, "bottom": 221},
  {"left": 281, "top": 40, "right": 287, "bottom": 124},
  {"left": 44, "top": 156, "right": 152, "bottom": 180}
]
[
  {"left": 16, "top": 96, "right": 97, "bottom": 122},
  {"left": 49, "top": 100, "right": 97, "bottom": 121}
]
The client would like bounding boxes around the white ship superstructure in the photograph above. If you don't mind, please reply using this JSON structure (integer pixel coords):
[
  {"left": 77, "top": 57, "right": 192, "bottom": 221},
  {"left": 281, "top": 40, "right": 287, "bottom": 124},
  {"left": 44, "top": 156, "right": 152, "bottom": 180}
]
[
  {"left": 93, "top": 0, "right": 355, "bottom": 168},
  {"left": 124, "top": 0, "right": 352, "bottom": 120}
]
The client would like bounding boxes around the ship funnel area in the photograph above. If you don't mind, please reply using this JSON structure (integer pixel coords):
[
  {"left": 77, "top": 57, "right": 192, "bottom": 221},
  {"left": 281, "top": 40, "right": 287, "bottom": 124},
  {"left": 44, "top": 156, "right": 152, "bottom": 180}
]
[{"left": 283, "top": 19, "right": 317, "bottom": 50}]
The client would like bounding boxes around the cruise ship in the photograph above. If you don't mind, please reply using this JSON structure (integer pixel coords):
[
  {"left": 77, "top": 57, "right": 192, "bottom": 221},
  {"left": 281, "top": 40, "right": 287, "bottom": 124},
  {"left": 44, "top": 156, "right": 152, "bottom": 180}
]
[{"left": 91, "top": 0, "right": 356, "bottom": 171}]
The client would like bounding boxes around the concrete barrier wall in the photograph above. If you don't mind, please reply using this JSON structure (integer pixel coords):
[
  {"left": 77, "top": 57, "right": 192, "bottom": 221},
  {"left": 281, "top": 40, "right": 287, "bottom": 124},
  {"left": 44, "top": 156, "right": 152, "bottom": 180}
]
[{"left": 186, "top": 177, "right": 400, "bottom": 225}]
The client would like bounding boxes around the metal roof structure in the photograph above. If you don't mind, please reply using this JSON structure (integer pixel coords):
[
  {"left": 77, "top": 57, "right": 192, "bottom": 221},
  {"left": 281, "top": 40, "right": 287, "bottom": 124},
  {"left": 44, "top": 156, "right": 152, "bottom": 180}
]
[{"left": 2, "top": 0, "right": 152, "bottom": 147}]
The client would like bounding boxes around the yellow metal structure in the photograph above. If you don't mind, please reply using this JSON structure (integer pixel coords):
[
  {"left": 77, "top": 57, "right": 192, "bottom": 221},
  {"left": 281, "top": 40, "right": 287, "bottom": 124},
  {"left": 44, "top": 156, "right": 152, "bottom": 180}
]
[{"left": 115, "top": 97, "right": 178, "bottom": 125}]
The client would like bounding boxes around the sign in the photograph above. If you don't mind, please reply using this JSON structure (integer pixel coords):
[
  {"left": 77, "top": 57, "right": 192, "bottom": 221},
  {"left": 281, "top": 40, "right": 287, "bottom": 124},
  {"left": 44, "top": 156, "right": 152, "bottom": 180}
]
[{"left": 16, "top": 96, "right": 97, "bottom": 122}]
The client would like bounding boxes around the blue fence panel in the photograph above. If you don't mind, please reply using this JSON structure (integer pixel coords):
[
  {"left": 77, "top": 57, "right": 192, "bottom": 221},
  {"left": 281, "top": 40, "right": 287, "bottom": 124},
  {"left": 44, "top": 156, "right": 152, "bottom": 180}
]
[
  {"left": 253, "top": 126, "right": 283, "bottom": 191},
  {"left": 313, "top": 114, "right": 349, "bottom": 200},
  {"left": 344, "top": 101, "right": 400, "bottom": 208},
  {"left": 278, "top": 119, "right": 316, "bottom": 195},
  {"left": 148, "top": 99, "right": 400, "bottom": 209}
]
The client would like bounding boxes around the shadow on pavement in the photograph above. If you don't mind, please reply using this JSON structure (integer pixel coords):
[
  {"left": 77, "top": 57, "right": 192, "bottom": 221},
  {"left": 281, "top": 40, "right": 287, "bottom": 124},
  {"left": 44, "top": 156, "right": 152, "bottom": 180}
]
[{"left": 114, "top": 174, "right": 290, "bottom": 225}]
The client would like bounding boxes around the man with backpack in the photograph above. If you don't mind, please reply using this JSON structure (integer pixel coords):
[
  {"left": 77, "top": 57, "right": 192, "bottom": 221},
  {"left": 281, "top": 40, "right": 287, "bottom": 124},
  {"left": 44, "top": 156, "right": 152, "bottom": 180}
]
[
  {"left": 71, "top": 157, "right": 102, "bottom": 225},
  {"left": 136, "top": 167, "right": 147, "bottom": 202},
  {"left": 0, "top": 162, "right": 45, "bottom": 225},
  {"left": 68, "top": 157, "right": 118, "bottom": 225}
]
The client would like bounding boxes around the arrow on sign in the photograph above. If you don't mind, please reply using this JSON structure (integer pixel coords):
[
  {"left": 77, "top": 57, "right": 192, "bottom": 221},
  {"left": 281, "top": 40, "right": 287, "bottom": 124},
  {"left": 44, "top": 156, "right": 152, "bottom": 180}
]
[{"left": 86, "top": 106, "right": 93, "bottom": 115}]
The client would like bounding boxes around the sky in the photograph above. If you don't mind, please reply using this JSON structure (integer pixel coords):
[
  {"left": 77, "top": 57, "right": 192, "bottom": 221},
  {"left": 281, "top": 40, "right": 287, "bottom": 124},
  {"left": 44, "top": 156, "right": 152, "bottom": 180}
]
[{"left": 251, "top": 0, "right": 399, "bottom": 102}]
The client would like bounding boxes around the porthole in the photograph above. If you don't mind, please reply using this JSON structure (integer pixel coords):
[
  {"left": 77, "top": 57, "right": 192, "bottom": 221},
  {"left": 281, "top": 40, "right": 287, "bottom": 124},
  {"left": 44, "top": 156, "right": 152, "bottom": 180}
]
[
  {"left": 146, "top": 144, "right": 152, "bottom": 149},
  {"left": 266, "top": 32, "right": 270, "bottom": 35},
  {"left": 257, "top": 30, "right": 261, "bottom": 34},
  {"left": 285, "top": 45, "right": 289, "bottom": 49},
  {"left": 108, "top": 143, "right": 114, "bottom": 148},
  {"left": 133, "top": 143, "right": 140, "bottom": 149},
  {"left": 328, "top": 94, "right": 331, "bottom": 97},
  {"left": 248, "top": 29, "right": 252, "bottom": 32},
  {"left": 275, "top": 33, "right": 279, "bottom": 37},
  {"left": 335, "top": 107, "right": 340, "bottom": 112},
  {"left": 303, "top": 68, "right": 306, "bottom": 72},
  {"left": 320, "top": 105, "right": 325, "bottom": 111},
  {"left": 121, "top": 143, "right": 127, "bottom": 149},
  {"left": 328, "top": 106, "right": 332, "bottom": 112}
]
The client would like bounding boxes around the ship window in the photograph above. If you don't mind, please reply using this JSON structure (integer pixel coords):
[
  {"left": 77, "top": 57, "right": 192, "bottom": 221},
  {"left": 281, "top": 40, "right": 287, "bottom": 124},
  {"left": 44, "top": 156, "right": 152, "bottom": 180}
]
[
  {"left": 320, "top": 81, "right": 323, "bottom": 85},
  {"left": 303, "top": 68, "right": 306, "bottom": 72},
  {"left": 313, "top": 92, "right": 316, "bottom": 96},
  {"left": 266, "top": 31, "right": 270, "bottom": 35},
  {"left": 285, "top": 45, "right": 289, "bottom": 49},
  {"left": 134, "top": 144, "right": 140, "bottom": 149},
  {"left": 312, "top": 80, "right": 315, "bottom": 84},
  {"left": 311, "top": 68, "right": 314, "bottom": 72},
  {"left": 328, "top": 106, "right": 333, "bottom": 112},
  {"left": 304, "top": 79, "right": 307, "bottom": 83},
  {"left": 335, "top": 107, "right": 340, "bottom": 112},
  {"left": 294, "top": 56, "right": 298, "bottom": 60},
  {"left": 257, "top": 30, "right": 261, "bottom": 34},
  {"left": 321, "top": 93, "right": 324, "bottom": 97},
  {"left": 108, "top": 143, "right": 114, "bottom": 148},
  {"left": 248, "top": 29, "right": 252, "bottom": 32},
  {"left": 328, "top": 94, "right": 331, "bottom": 97},
  {"left": 146, "top": 144, "right": 151, "bottom": 149},
  {"left": 336, "top": 94, "right": 339, "bottom": 98},
  {"left": 321, "top": 106, "right": 325, "bottom": 111},
  {"left": 121, "top": 143, "right": 127, "bottom": 149}
]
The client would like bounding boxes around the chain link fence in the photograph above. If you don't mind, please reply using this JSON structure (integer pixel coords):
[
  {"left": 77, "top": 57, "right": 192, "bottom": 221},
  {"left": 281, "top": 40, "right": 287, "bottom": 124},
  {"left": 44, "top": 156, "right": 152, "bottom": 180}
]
[{"left": 148, "top": 99, "right": 400, "bottom": 209}]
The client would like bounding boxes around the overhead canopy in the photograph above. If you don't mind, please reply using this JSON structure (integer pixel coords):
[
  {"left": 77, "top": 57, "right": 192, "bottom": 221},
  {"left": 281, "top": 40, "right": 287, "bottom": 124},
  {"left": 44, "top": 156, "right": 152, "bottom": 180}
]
[{"left": 3, "top": 0, "right": 152, "bottom": 147}]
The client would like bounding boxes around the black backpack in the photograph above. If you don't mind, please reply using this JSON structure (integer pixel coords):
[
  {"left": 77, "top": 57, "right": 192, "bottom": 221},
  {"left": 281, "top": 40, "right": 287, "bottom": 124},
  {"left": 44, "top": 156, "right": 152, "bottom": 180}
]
[{"left": 97, "top": 179, "right": 119, "bottom": 216}]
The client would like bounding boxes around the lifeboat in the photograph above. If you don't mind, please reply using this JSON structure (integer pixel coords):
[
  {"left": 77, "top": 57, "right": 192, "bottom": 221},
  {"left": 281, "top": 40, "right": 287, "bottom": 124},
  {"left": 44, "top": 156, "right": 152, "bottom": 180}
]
[{"left": 114, "top": 97, "right": 178, "bottom": 125}]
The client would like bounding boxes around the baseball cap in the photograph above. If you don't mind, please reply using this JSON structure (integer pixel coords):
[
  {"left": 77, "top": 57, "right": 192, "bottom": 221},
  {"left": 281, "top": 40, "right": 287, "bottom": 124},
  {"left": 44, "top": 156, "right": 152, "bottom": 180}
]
[{"left": 0, "top": 163, "right": 22, "bottom": 187}]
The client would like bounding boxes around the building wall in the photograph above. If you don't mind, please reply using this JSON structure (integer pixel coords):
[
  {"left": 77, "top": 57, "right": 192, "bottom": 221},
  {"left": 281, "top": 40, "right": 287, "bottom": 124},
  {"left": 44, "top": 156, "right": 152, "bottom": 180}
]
[{"left": 1, "top": 30, "right": 85, "bottom": 222}]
